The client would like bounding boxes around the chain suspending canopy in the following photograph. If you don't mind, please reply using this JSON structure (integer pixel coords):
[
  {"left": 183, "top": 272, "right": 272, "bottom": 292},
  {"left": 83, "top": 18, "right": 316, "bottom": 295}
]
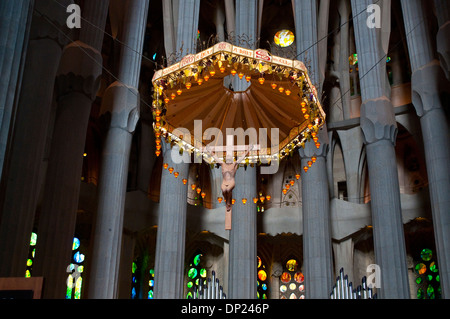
[{"left": 151, "top": 42, "right": 326, "bottom": 164}]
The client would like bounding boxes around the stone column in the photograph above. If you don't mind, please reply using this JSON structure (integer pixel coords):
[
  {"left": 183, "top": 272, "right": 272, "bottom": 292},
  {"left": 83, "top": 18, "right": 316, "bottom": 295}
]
[
  {"left": 32, "top": 0, "right": 109, "bottom": 299},
  {"left": 154, "top": 142, "right": 189, "bottom": 299},
  {"left": 153, "top": 0, "right": 199, "bottom": 299},
  {"left": 228, "top": 166, "right": 257, "bottom": 299},
  {"left": 332, "top": 238, "right": 355, "bottom": 285},
  {"left": 231, "top": 0, "right": 257, "bottom": 92},
  {"left": 293, "top": 0, "right": 333, "bottom": 298},
  {"left": 175, "top": 0, "right": 200, "bottom": 55},
  {"left": 351, "top": 0, "right": 410, "bottom": 299},
  {"left": 401, "top": 0, "right": 450, "bottom": 298},
  {"left": 0, "top": 0, "right": 33, "bottom": 178},
  {"left": 434, "top": 0, "right": 450, "bottom": 80},
  {"left": 225, "top": 0, "right": 258, "bottom": 299},
  {"left": 0, "top": 0, "right": 73, "bottom": 278},
  {"left": 299, "top": 127, "right": 333, "bottom": 299},
  {"left": 87, "top": 0, "right": 148, "bottom": 299}
]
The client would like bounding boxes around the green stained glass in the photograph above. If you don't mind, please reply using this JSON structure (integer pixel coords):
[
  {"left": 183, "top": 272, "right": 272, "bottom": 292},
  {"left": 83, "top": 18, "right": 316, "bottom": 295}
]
[
  {"left": 200, "top": 268, "right": 207, "bottom": 278},
  {"left": 149, "top": 268, "right": 155, "bottom": 276},
  {"left": 187, "top": 281, "right": 193, "bottom": 288},
  {"left": 132, "top": 262, "right": 137, "bottom": 274},
  {"left": 186, "top": 291, "right": 193, "bottom": 299},
  {"left": 66, "top": 274, "right": 74, "bottom": 299},
  {"left": 420, "top": 248, "right": 432, "bottom": 261},
  {"left": 188, "top": 268, "right": 198, "bottom": 279},
  {"left": 32, "top": 248, "right": 35, "bottom": 258},
  {"left": 416, "top": 277, "right": 422, "bottom": 284},
  {"left": 427, "top": 285, "right": 435, "bottom": 299},
  {"left": 25, "top": 270, "right": 31, "bottom": 278},
  {"left": 195, "top": 278, "right": 200, "bottom": 286},
  {"left": 430, "top": 261, "right": 438, "bottom": 273},
  {"left": 262, "top": 294, "right": 267, "bottom": 299},
  {"left": 415, "top": 263, "right": 426, "bottom": 275},
  {"left": 417, "top": 287, "right": 424, "bottom": 299},
  {"left": 30, "top": 232, "right": 37, "bottom": 246},
  {"left": 27, "top": 259, "right": 33, "bottom": 267},
  {"left": 427, "top": 274, "right": 433, "bottom": 281},
  {"left": 257, "top": 292, "right": 260, "bottom": 299},
  {"left": 193, "top": 254, "right": 202, "bottom": 266},
  {"left": 78, "top": 265, "right": 84, "bottom": 273},
  {"left": 436, "top": 275, "right": 440, "bottom": 282},
  {"left": 148, "top": 290, "right": 154, "bottom": 299}
]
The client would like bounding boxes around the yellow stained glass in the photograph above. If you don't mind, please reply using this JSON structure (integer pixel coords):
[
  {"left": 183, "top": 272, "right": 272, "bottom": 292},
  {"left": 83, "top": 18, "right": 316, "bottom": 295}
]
[
  {"left": 286, "top": 259, "right": 298, "bottom": 271},
  {"left": 274, "top": 30, "right": 295, "bottom": 48}
]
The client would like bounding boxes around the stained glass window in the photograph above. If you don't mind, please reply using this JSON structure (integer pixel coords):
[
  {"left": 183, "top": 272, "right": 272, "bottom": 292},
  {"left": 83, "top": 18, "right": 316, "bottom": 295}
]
[
  {"left": 414, "top": 248, "right": 441, "bottom": 299},
  {"left": 148, "top": 268, "right": 155, "bottom": 299},
  {"left": 25, "top": 232, "right": 37, "bottom": 278},
  {"left": 66, "top": 237, "right": 85, "bottom": 299},
  {"left": 274, "top": 30, "right": 295, "bottom": 48},
  {"left": 280, "top": 257, "right": 305, "bottom": 299},
  {"left": 257, "top": 256, "right": 269, "bottom": 299},
  {"left": 186, "top": 252, "right": 207, "bottom": 299}
]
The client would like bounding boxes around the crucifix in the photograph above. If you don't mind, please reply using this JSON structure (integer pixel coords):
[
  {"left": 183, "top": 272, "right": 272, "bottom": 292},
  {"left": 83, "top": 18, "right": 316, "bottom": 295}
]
[{"left": 206, "top": 135, "right": 259, "bottom": 230}]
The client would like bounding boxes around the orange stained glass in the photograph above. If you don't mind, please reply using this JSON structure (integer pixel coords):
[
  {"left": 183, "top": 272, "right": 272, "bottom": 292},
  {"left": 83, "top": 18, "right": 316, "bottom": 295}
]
[
  {"left": 258, "top": 270, "right": 267, "bottom": 281},
  {"left": 281, "top": 272, "right": 291, "bottom": 283}
]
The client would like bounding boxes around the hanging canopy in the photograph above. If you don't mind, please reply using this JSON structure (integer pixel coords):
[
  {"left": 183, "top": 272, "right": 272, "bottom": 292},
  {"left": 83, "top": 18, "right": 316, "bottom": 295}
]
[{"left": 151, "top": 42, "right": 325, "bottom": 164}]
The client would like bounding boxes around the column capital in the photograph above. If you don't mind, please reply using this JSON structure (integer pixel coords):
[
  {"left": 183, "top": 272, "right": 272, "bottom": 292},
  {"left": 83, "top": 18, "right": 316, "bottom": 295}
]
[
  {"left": 360, "top": 96, "right": 398, "bottom": 145},
  {"left": 411, "top": 60, "right": 450, "bottom": 117},
  {"left": 298, "top": 124, "right": 329, "bottom": 158},
  {"left": 31, "top": 0, "right": 75, "bottom": 48},
  {"left": 100, "top": 82, "right": 140, "bottom": 133}
]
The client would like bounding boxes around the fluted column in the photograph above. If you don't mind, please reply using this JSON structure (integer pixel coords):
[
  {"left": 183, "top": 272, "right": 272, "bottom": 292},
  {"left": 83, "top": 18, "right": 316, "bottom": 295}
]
[
  {"left": 401, "top": 0, "right": 450, "bottom": 298},
  {"left": 232, "top": 0, "right": 257, "bottom": 92},
  {"left": 87, "top": 0, "right": 148, "bottom": 299},
  {"left": 175, "top": 0, "right": 200, "bottom": 55},
  {"left": 0, "top": 0, "right": 73, "bottom": 277},
  {"left": 153, "top": 0, "right": 199, "bottom": 299},
  {"left": 228, "top": 166, "right": 257, "bottom": 299},
  {"left": 299, "top": 127, "right": 333, "bottom": 299},
  {"left": 154, "top": 142, "right": 189, "bottom": 299},
  {"left": 351, "top": 0, "right": 409, "bottom": 299},
  {"left": 0, "top": 0, "right": 33, "bottom": 178},
  {"left": 434, "top": 0, "right": 450, "bottom": 80},
  {"left": 226, "top": 1, "right": 258, "bottom": 299},
  {"left": 293, "top": 0, "right": 333, "bottom": 298},
  {"left": 32, "top": 0, "right": 109, "bottom": 299}
]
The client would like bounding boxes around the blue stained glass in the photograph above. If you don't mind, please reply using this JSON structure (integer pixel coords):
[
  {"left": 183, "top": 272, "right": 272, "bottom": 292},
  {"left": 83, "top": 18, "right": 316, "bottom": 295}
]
[
  {"left": 72, "top": 237, "right": 80, "bottom": 250},
  {"left": 131, "top": 287, "right": 136, "bottom": 299},
  {"left": 148, "top": 290, "right": 154, "bottom": 299},
  {"left": 74, "top": 251, "right": 85, "bottom": 263}
]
